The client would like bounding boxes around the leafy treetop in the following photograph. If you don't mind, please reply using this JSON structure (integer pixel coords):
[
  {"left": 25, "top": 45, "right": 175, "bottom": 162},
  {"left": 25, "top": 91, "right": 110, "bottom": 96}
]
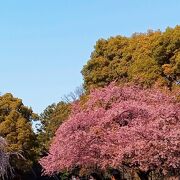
[
  {"left": 82, "top": 26, "right": 180, "bottom": 91},
  {"left": 0, "top": 93, "right": 38, "bottom": 171},
  {"left": 38, "top": 102, "right": 71, "bottom": 151}
]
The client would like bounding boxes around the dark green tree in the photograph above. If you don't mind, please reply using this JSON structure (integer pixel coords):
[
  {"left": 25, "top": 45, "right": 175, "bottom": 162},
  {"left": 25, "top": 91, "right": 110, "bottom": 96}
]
[{"left": 38, "top": 102, "right": 71, "bottom": 151}]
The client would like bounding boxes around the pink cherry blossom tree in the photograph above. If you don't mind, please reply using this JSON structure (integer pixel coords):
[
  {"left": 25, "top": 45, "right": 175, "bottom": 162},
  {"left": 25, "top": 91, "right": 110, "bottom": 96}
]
[
  {"left": 40, "top": 83, "right": 180, "bottom": 179},
  {"left": 0, "top": 137, "right": 12, "bottom": 180}
]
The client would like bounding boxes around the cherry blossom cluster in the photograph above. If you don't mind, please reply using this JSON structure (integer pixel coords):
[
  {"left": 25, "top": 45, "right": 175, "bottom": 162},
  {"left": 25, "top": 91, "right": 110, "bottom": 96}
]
[
  {"left": 40, "top": 83, "right": 180, "bottom": 175},
  {"left": 0, "top": 137, "right": 11, "bottom": 180}
]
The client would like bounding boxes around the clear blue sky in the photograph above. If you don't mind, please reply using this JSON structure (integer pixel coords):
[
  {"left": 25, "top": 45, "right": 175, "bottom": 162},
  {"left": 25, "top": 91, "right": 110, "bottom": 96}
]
[{"left": 0, "top": 0, "right": 179, "bottom": 114}]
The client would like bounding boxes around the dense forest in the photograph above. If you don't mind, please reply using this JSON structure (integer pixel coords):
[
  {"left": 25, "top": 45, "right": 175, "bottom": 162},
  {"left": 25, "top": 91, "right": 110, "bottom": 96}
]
[{"left": 0, "top": 26, "right": 180, "bottom": 180}]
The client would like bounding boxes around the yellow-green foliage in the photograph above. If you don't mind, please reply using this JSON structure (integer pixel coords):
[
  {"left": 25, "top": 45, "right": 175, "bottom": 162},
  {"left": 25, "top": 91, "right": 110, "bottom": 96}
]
[
  {"left": 0, "top": 93, "right": 38, "bottom": 171},
  {"left": 82, "top": 26, "right": 180, "bottom": 91},
  {"left": 38, "top": 102, "right": 71, "bottom": 151}
]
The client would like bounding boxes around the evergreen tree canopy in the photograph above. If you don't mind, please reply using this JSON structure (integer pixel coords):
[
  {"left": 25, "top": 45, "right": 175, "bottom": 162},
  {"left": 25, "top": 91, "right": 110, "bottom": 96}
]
[
  {"left": 38, "top": 102, "right": 71, "bottom": 151},
  {"left": 0, "top": 93, "right": 38, "bottom": 171},
  {"left": 82, "top": 26, "right": 180, "bottom": 91}
]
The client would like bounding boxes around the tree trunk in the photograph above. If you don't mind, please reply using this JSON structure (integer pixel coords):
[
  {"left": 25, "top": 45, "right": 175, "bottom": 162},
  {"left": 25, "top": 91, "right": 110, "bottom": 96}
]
[{"left": 137, "top": 171, "right": 150, "bottom": 180}]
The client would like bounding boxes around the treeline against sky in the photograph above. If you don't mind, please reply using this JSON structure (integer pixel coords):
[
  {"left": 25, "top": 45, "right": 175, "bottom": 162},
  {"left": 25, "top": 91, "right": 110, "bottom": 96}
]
[{"left": 0, "top": 26, "right": 179, "bottom": 180}]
